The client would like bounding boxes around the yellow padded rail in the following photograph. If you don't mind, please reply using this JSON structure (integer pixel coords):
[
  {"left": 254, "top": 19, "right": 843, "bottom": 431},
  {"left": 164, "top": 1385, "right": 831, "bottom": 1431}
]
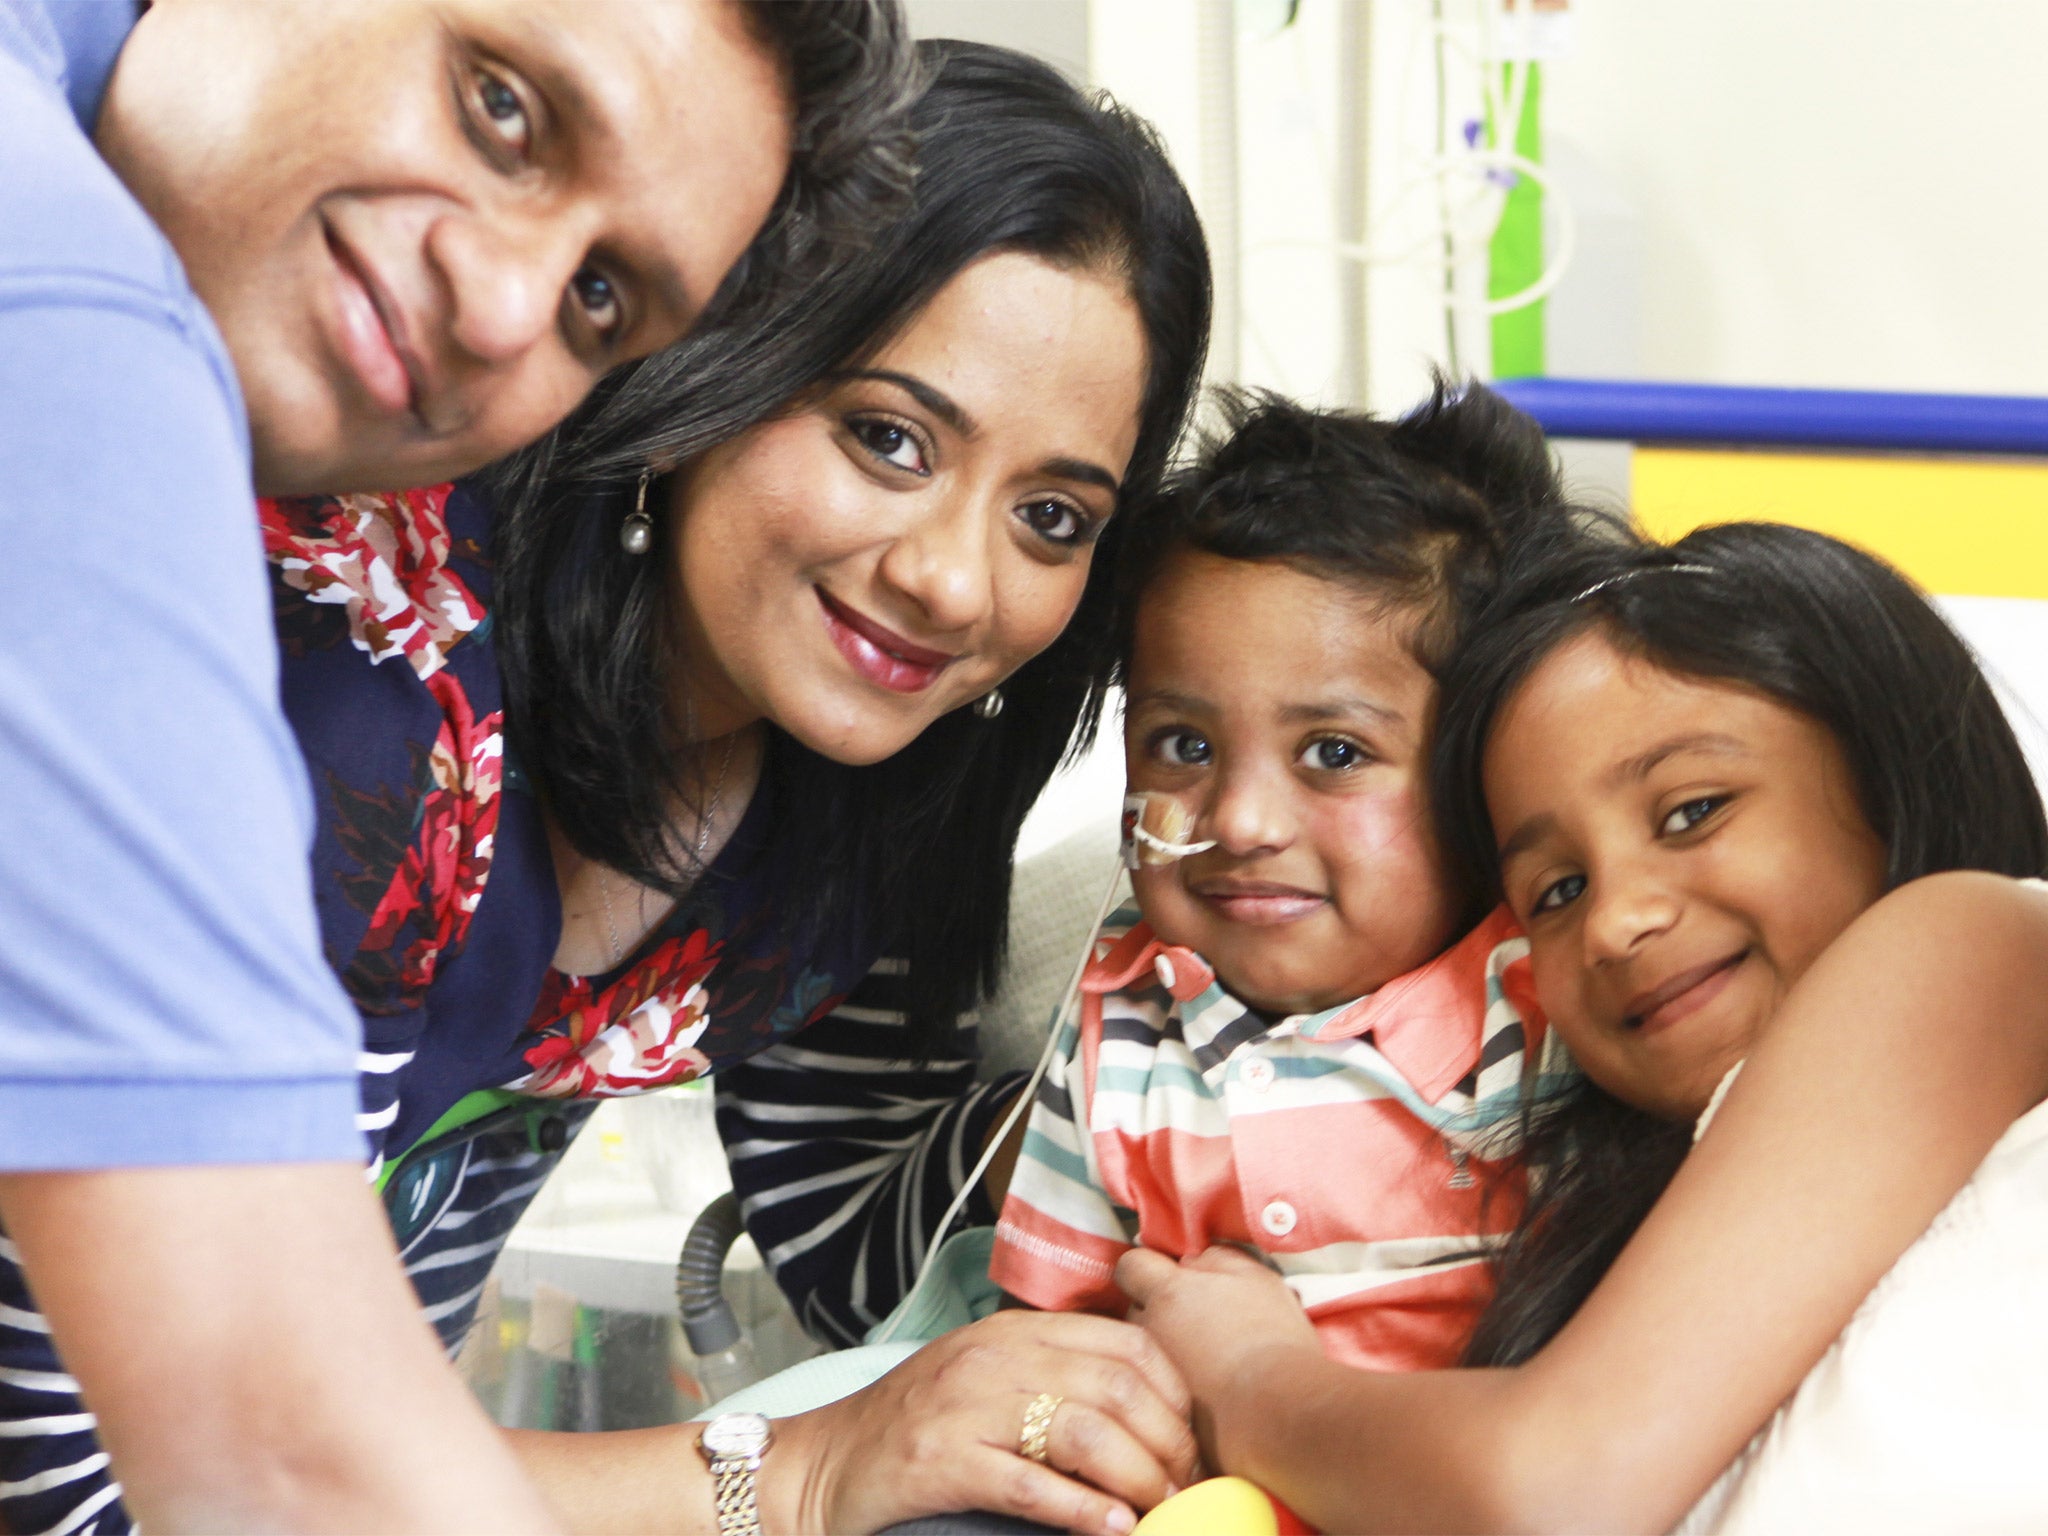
[{"left": 1631, "top": 447, "right": 2048, "bottom": 600}]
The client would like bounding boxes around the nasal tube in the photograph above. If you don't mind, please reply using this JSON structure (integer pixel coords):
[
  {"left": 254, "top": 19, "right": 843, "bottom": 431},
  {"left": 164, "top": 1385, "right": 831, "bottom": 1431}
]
[
  {"left": 873, "top": 790, "right": 1215, "bottom": 1344},
  {"left": 1122, "top": 791, "right": 1216, "bottom": 867}
]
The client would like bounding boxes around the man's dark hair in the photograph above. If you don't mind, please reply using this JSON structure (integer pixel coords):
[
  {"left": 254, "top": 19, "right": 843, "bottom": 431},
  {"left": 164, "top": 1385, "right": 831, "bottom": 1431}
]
[
  {"left": 1436, "top": 522, "right": 2048, "bottom": 1368},
  {"left": 486, "top": 40, "right": 1211, "bottom": 1049},
  {"left": 738, "top": 0, "right": 922, "bottom": 276}
]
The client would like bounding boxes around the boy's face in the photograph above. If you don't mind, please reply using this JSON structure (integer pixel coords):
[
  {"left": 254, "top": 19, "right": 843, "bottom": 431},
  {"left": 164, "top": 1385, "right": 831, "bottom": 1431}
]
[
  {"left": 1124, "top": 550, "right": 1457, "bottom": 1015},
  {"left": 99, "top": 0, "right": 791, "bottom": 496}
]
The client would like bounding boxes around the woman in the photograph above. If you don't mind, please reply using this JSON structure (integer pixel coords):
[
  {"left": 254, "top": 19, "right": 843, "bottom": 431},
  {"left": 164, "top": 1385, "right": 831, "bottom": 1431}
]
[{"left": 0, "top": 40, "right": 1210, "bottom": 1536}]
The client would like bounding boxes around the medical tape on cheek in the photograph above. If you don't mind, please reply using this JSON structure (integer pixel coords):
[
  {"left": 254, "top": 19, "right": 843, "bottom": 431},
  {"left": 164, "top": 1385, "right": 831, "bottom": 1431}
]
[{"left": 1121, "top": 791, "right": 1218, "bottom": 869}]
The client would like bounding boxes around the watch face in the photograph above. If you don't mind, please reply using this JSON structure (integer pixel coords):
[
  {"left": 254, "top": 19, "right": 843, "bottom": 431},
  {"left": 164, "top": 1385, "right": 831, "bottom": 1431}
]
[{"left": 702, "top": 1412, "right": 773, "bottom": 1458}]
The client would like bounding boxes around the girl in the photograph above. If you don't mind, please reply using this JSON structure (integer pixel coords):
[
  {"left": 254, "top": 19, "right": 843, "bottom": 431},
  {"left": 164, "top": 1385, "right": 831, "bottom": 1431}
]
[{"left": 1118, "top": 521, "right": 2048, "bottom": 1533}]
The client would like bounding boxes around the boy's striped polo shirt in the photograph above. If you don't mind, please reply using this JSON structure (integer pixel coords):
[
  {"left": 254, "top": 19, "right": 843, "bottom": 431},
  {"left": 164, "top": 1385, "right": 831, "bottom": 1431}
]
[{"left": 992, "top": 904, "right": 1556, "bottom": 1371}]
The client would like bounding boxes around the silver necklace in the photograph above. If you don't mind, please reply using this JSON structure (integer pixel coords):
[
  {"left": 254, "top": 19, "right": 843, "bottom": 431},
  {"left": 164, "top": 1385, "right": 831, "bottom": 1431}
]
[{"left": 596, "top": 729, "right": 740, "bottom": 969}]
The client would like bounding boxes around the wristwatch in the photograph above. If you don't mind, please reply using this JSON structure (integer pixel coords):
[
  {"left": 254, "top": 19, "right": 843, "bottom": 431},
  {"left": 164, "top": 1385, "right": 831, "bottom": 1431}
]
[{"left": 698, "top": 1411, "right": 774, "bottom": 1536}]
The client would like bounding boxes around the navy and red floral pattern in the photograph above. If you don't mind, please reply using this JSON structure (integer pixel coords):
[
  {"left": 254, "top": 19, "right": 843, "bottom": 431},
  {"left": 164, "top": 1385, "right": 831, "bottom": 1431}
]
[
  {"left": 264, "top": 485, "right": 487, "bottom": 680},
  {"left": 260, "top": 482, "right": 876, "bottom": 1159}
]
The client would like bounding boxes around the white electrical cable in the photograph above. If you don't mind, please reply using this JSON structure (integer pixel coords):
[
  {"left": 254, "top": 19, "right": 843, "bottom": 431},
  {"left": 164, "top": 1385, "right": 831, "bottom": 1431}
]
[
  {"left": 1324, "top": 146, "right": 1578, "bottom": 316},
  {"left": 1230, "top": 0, "right": 1568, "bottom": 394},
  {"left": 1474, "top": 0, "right": 1534, "bottom": 178},
  {"left": 868, "top": 852, "right": 1130, "bottom": 1346},
  {"left": 1240, "top": 0, "right": 1573, "bottom": 379}
]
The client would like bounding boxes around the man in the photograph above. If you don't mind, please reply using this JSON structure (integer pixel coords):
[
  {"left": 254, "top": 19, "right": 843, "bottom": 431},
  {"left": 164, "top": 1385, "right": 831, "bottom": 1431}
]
[{"left": 0, "top": 1, "right": 913, "bottom": 1529}]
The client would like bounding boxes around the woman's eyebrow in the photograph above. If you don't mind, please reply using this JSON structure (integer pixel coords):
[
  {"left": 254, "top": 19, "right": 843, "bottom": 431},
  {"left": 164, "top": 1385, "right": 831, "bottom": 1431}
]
[
  {"left": 840, "top": 369, "right": 978, "bottom": 438},
  {"left": 1042, "top": 455, "right": 1122, "bottom": 495},
  {"left": 838, "top": 370, "right": 1122, "bottom": 494}
]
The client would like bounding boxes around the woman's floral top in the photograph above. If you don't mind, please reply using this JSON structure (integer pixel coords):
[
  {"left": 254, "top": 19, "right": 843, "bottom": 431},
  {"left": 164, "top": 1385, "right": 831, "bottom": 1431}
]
[{"left": 263, "top": 483, "right": 874, "bottom": 1159}]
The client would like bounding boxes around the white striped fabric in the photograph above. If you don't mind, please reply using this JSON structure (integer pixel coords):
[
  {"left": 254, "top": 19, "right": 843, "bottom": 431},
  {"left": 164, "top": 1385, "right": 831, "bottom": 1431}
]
[{"left": 994, "top": 905, "right": 1549, "bottom": 1373}]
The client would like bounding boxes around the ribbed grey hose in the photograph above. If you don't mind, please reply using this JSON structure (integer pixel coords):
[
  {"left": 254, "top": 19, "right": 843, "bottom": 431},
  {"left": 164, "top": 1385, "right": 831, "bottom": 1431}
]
[{"left": 676, "top": 1189, "right": 746, "bottom": 1354}]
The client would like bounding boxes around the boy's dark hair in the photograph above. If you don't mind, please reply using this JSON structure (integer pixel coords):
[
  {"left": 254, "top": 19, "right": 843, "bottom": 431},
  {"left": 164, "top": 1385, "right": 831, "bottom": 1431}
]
[
  {"left": 736, "top": 0, "right": 922, "bottom": 276},
  {"left": 1435, "top": 521, "right": 2048, "bottom": 1366},
  {"left": 488, "top": 41, "right": 1210, "bottom": 1050},
  {"left": 1116, "top": 380, "right": 1593, "bottom": 928},
  {"left": 1120, "top": 380, "right": 1587, "bottom": 675}
]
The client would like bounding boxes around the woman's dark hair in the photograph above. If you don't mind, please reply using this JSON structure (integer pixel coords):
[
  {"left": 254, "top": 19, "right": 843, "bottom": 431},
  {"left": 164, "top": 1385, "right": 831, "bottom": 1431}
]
[
  {"left": 1439, "top": 521, "right": 2048, "bottom": 1365},
  {"left": 1116, "top": 379, "right": 1596, "bottom": 930},
  {"left": 486, "top": 41, "right": 1210, "bottom": 1049}
]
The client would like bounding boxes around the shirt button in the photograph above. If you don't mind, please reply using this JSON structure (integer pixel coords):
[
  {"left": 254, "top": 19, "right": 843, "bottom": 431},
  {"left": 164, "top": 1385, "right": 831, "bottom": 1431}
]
[
  {"left": 1242, "top": 1058, "right": 1276, "bottom": 1092},
  {"left": 1154, "top": 954, "right": 1178, "bottom": 990},
  {"left": 1260, "top": 1199, "right": 1297, "bottom": 1237}
]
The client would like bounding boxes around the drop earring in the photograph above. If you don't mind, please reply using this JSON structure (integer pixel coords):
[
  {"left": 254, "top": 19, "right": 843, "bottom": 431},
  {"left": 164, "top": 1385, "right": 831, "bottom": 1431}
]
[
  {"left": 972, "top": 688, "right": 1004, "bottom": 720},
  {"left": 620, "top": 469, "right": 654, "bottom": 556}
]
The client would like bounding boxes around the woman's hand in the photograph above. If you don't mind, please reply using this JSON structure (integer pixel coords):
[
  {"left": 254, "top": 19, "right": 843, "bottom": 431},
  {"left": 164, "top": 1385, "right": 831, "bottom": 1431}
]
[
  {"left": 1116, "top": 1247, "right": 1322, "bottom": 1469},
  {"left": 777, "top": 1308, "right": 1202, "bottom": 1535}
]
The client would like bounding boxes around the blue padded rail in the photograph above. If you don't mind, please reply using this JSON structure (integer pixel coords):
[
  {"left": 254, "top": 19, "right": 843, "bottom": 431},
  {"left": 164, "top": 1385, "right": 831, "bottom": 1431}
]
[{"left": 1491, "top": 377, "right": 2048, "bottom": 457}]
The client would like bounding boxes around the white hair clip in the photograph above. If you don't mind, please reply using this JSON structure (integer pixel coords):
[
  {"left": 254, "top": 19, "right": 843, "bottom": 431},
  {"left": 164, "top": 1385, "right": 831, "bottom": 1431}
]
[
  {"left": 1570, "top": 563, "right": 1716, "bottom": 606},
  {"left": 1121, "top": 791, "right": 1217, "bottom": 869}
]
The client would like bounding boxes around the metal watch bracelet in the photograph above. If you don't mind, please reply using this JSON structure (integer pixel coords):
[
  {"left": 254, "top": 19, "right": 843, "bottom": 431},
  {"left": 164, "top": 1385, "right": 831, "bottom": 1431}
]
[{"left": 698, "top": 1411, "right": 773, "bottom": 1536}]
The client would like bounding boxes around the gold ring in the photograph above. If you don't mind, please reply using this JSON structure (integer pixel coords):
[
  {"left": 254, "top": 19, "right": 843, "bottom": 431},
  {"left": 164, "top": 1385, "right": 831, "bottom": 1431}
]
[{"left": 1019, "top": 1392, "right": 1061, "bottom": 1465}]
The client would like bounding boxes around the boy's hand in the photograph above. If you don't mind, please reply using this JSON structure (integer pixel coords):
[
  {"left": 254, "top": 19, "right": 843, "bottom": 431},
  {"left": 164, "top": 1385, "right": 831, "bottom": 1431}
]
[{"left": 1117, "top": 1247, "right": 1321, "bottom": 1469}]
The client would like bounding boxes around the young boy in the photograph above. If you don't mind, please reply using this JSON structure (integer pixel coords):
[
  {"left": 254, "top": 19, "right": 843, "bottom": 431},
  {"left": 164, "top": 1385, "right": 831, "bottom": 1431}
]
[{"left": 992, "top": 383, "right": 1588, "bottom": 1370}]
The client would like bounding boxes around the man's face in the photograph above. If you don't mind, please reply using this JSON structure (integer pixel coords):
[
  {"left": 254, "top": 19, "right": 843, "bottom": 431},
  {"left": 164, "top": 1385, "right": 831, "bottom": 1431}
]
[{"left": 100, "top": 0, "right": 792, "bottom": 495}]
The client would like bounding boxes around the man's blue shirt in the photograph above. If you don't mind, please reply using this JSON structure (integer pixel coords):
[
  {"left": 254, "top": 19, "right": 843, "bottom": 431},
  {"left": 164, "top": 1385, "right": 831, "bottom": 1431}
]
[{"left": 0, "top": 0, "right": 363, "bottom": 1166}]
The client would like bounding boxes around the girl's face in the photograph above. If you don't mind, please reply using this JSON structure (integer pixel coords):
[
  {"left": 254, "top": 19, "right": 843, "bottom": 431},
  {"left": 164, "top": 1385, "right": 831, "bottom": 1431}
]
[
  {"left": 1124, "top": 552, "right": 1456, "bottom": 1016},
  {"left": 667, "top": 251, "right": 1148, "bottom": 763},
  {"left": 1485, "top": 630, "right": 1887, "bottom": 1121}
]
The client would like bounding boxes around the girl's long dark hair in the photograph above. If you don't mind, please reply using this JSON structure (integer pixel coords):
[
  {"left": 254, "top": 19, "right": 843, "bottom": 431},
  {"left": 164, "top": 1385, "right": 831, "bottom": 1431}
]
[
  {"left": 1438, "top": 522, "right": 2048, "bottom": 1365},
  {"left": 484, "top": 41, "right": 1210, "bottom": 1050}
]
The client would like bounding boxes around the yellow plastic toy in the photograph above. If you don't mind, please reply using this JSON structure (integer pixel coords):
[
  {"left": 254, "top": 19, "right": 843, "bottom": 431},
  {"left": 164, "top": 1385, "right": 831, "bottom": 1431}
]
[{"left": 1132, "top": 1476, "right": 1313, "bottom": 1535}]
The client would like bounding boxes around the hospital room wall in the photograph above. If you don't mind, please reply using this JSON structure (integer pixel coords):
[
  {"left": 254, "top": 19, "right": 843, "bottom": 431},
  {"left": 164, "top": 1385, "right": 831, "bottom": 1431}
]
[
  {"left": 1531, "top": 0, "right": 2048, "bottom": 792},
  {"left": 1075, "top": 0, "right": 2048, "bottom": 406},
  {"left": 1539, "top": 0, "right": 2048, "bottom": 399},
  {"left": 904, "top": 0, "right": 1089, "bottom": 76},
  {"left": 908, "top": 0, "right": 2048, "bottom": 841}
]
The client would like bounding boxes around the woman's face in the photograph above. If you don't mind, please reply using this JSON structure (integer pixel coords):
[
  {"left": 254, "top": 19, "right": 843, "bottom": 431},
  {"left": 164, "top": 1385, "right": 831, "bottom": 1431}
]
[{"left": 667, "top": 251, "right": 1149, "bottom": 764}]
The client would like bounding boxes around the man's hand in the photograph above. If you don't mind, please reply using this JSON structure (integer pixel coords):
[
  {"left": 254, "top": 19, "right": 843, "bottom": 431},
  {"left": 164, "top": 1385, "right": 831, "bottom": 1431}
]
[{"left": 0, "top": 1162, "right": 559, "bottom": 1534}]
